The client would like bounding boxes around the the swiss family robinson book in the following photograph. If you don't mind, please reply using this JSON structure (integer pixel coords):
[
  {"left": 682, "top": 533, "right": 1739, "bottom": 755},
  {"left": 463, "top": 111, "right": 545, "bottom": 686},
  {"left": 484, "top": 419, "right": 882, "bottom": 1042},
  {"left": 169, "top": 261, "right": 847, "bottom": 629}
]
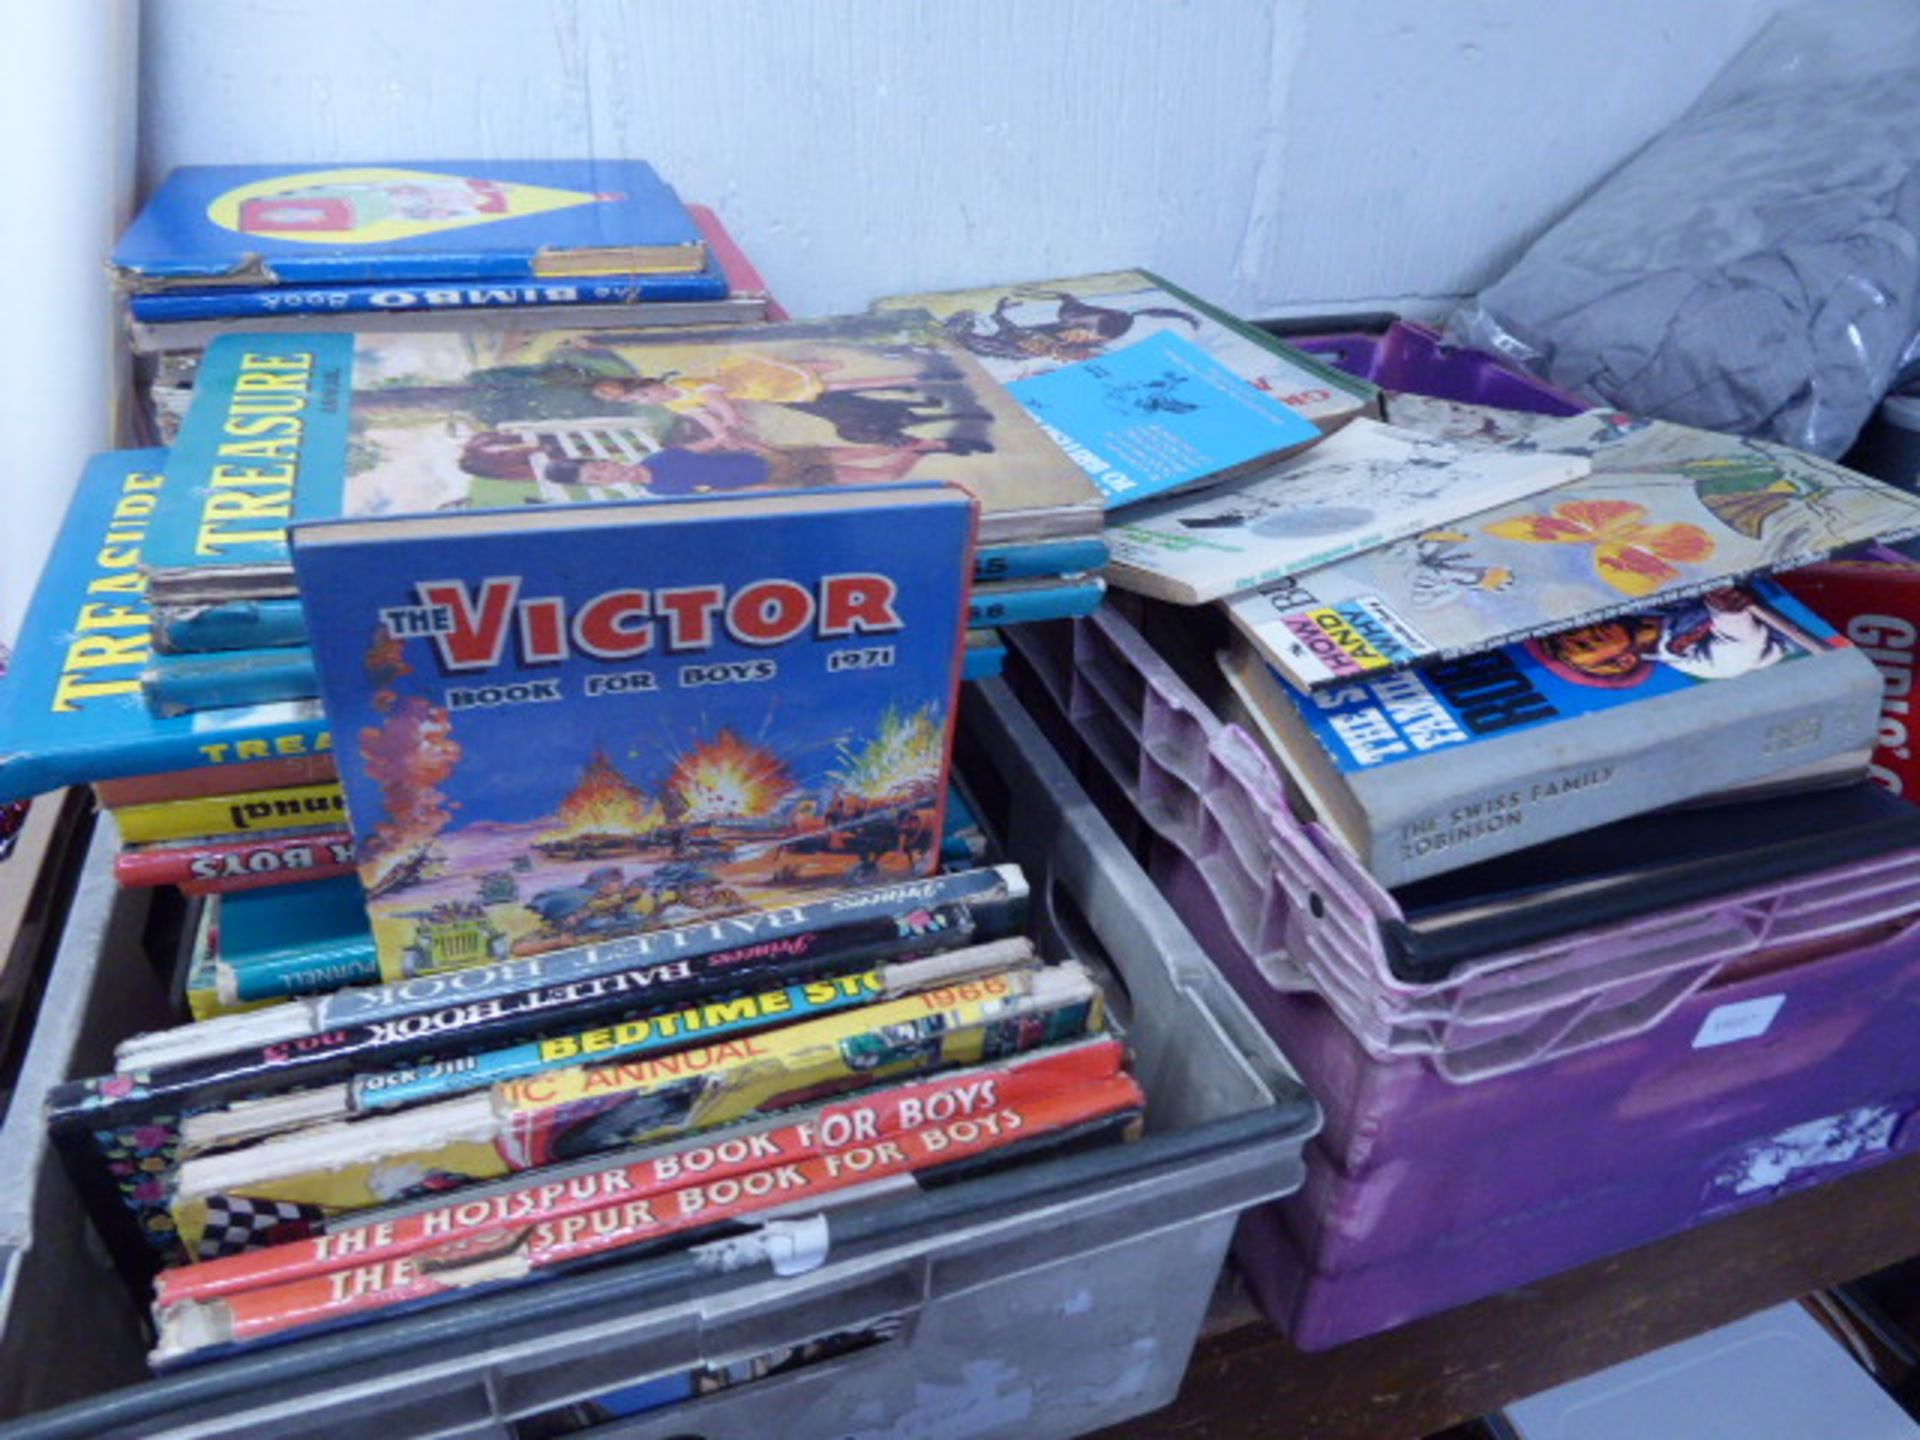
[
  {"left": 290, "top": 483, "right": 976, "bottom": 977},
  {"left": 144, "top": 315, "right": 1101, "bottom": 603}
]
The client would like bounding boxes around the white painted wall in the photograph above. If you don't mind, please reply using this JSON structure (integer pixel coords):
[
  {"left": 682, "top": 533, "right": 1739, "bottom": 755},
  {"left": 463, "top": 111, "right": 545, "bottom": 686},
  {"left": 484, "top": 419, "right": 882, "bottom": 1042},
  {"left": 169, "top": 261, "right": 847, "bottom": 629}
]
[
  {"left": 0, "top": 1, "right": 137, "bottom": 642},
  {"left": 140, "top": 0, "right": 1788, "bottom": 321}
]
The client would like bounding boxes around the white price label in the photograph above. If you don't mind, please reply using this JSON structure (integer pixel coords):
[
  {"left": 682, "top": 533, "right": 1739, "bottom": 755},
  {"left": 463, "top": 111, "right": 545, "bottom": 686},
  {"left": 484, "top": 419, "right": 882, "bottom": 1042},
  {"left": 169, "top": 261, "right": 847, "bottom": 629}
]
[{"left": 1692, "top": 994, "right": 1786, "bottom": 1050}]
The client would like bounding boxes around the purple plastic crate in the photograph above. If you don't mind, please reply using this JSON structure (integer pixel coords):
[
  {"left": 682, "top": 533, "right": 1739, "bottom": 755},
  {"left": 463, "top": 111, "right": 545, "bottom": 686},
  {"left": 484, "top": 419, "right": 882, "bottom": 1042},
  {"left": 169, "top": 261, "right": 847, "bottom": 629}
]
[
  {"left": 1237, "top": 915, "right": 1920, "bottom": 1347},
  {"left": 1008, "top": 606, "right": 1920, "bottom": 1079},
  {"left": 1292, "top": 320, "right": 1587, "bottom": 415}
]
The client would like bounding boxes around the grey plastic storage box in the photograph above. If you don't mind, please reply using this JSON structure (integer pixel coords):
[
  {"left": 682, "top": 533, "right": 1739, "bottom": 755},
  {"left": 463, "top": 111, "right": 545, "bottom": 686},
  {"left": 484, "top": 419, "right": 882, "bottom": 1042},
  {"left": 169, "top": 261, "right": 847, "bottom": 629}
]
[{"left": 0, "top": 678, "right": 1318, "bottom": 1440}]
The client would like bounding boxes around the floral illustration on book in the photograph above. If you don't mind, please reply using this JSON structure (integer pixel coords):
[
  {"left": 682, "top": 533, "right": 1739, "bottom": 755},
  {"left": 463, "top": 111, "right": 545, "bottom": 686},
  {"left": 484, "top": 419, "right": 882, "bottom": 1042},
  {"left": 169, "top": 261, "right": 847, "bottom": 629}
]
[
  {"left": 342, "top": 327, "right": 1010, "bottom": 517},
  {"left": 1483, "top": 499, "right": 1716, "bottom": 597}
]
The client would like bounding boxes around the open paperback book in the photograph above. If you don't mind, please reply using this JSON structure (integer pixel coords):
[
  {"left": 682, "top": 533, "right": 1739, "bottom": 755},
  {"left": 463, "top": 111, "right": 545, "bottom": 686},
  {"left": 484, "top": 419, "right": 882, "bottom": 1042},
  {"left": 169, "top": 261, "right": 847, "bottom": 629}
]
[
  {"left": 1105, "top": 417, "right": 1591, "bottom": 603},
  {"left": 1229, "top": 411, "right": 1920, "bottom": 690}
]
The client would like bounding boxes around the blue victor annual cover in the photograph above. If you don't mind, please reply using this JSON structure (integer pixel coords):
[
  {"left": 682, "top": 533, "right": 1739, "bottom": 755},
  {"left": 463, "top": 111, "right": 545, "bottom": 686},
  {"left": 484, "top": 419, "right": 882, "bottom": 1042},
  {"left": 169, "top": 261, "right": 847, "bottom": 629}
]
[
  {"left": 290, "top": 481, "right": 976, "bottom": 975},
  {"left": 0, "top": 452, "right": 330, "bottom": 804},
  {"left": 113, "top": 161, "right": 708, "bottom": 288}
]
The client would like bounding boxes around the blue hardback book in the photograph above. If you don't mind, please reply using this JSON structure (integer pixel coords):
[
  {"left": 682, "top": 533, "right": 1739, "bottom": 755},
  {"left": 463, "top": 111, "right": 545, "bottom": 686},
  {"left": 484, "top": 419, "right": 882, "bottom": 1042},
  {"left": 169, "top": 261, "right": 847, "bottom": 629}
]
[
  {"left": 0, "top": 453, "right": 330, "bottom": 805},
  {"left": 113, "top": 161, "right": 707, "bottom": 290},
  {"left": 967, "top": 577, "right": 1106, "bottom": 628},
  {"left": 143, "top": 317, "right": 1098, "bottom": 594},
  {"left": 217, "top": 876, "right": 379, "bottom": 1001},
  {"left": 290, "top": 480, "right": 976, "bottom": 975},
  {"left": 142, "top": 648, "right": 321, "bottom": 717},
  {"left": 127, "top": 264, "right": 729, "bottom": 323},
  {"left": 153, "top": 598, "right": 310, "bottom": 653},
  {"left": 973, "top": 534, "right": 1109, "bottom": 583}
]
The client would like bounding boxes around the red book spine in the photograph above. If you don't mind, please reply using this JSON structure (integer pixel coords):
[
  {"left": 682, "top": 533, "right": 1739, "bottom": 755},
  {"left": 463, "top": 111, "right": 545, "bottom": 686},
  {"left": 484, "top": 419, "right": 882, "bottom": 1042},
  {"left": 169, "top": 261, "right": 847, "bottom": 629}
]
[
  {"left": 156, "top": 1038, "right": 1125, "bottom": 1307},
  {"left": 687, "top": 204, "right": 787, "bottom": 322},
  {"left": 94, "top": 752, "right": 340, "bottom": 809},
  {"left": 115, "top": 829, "right": 355, "bottom": 893},
  {"left": 163, "top": 1072, "right": 1143, "bottom": 1354}
]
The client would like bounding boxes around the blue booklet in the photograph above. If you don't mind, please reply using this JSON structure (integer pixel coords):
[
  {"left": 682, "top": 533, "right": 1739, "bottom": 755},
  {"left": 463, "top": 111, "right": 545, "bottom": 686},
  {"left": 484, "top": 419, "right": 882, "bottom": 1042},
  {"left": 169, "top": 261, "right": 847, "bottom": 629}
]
[
  {"left": 290, "top": 480, "right": 976, "bottom": 976},
  {"left": 0, "top": 452, "right": 330, "bottom": 805},
  {"left": 1007, "top": 329, "right": 1321, "bottom": 508},
  {"left": 113, "top": 161, "right": 707, "bottom": 289},
  {"left": 217, "top": 876, "right": 379, "bottom": 1001}
]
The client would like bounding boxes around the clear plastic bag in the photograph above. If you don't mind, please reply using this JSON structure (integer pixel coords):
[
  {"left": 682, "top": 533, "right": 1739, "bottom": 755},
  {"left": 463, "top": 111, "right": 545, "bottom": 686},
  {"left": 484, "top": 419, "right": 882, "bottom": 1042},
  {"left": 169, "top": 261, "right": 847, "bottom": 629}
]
[{"left": 1449, "top": 0, "right": 1920, "bottom": 458}]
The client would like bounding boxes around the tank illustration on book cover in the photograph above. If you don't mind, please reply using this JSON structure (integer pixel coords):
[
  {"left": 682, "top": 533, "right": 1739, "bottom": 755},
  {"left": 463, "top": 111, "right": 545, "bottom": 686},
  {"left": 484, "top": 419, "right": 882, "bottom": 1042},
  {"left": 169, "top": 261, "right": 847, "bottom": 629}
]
[{"left": 291, "top": 484, "right": 976, "bottom": 977}]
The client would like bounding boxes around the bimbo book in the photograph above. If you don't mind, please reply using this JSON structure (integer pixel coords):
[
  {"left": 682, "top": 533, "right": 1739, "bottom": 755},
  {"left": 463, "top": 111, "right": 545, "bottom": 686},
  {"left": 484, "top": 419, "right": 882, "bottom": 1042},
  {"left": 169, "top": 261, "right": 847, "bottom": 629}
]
[
  {"left": 113, "top": 161, "right": 710, "bottom": 293},
  {"left": 290, "top": 482, "right": 976, "bottom": 977}
]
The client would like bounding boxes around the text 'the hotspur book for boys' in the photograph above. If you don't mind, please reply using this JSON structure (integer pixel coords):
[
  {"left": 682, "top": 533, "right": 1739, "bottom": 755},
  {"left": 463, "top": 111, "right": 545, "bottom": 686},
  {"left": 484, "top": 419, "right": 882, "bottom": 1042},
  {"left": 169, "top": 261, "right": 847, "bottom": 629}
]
[{"left": 290, "top": 483, "right": 976, "bottom": 977}]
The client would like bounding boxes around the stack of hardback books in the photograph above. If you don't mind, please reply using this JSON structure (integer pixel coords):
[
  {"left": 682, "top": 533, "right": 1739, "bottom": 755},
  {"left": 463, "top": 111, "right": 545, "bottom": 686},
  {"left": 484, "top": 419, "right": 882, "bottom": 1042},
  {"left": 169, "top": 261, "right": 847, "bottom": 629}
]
[
  {"left": 112, "top": 162, "right": 778, "bottom": 441},
  {"left": 41, "top": 477, "right": 1143, "bottom": 1369}
]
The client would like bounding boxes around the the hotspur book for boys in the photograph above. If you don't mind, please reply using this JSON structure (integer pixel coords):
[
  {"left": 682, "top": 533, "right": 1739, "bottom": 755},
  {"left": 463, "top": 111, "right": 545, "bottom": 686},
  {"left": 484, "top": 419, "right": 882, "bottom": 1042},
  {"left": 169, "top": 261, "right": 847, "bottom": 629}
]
[
  {"left": 168, "top": 962, "right": 1102, "bottom": 1258},
  {"left": 0, "top": 451, "right": 331, "bottom": 807},
  {"left": 291, "top": 482, "right": 975, "bottom": 976},
  {"left": 1221, "top": 577, "right": 1881, "bottom": 887},
  {"left": 1228, "top": 411, "right": 1920, "bottom": 691},
  {"left": 112, "top": 161, "right": 709, "bottom": 291},
  {"left": 155, "top": 1037, "right": 1127, "bottom": 1306},
  {"left": 151, "top": 1046, "right": 1138, "bottom": 1360},
  {"left": 145, "top": 314, "right": 1099, "bottom": 599}
]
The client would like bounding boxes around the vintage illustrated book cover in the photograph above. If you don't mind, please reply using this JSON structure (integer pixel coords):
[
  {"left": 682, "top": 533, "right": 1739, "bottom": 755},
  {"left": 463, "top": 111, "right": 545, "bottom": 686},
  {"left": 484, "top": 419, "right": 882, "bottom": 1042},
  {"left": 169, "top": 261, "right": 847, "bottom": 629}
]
[
  {"left": 168, "top": 961, "right": 1102, "bottom": 1257},
  {"left": 291, "top": 483, "right": 976, "bottom": 977},
  {"left": 156, "top": 1036, "right": 1127, "bottom": 1305},
  {"left": 1220, "top": 578, "right": 1882, "bottom": 887},
  {"left": 146, "top": 315, "right": 1099, "bottom": 599},
  {"left": 1107, "top": 417, "right": 1592, "bottom": 604},
  {"left": 0, "top": 451, "right": 331, "bottom": 806},
  {"left": 1777, "top": 547, "right": 1920, "bottom": 802},
  {"left": 152, "top": 1051, "right": 1139, "bottom": 1359},
  {"left": 55, "top": 874, "right": 1013, "bottom": 1268},
  {"left": 1229, "top": 412, "right": 1920, "bottom": 691},
  {"left": 874, "top": 269, "right": 1373, "bottom": 428},
  {"left": 113, "top": 161, "right": 708, "bottom": 291}
]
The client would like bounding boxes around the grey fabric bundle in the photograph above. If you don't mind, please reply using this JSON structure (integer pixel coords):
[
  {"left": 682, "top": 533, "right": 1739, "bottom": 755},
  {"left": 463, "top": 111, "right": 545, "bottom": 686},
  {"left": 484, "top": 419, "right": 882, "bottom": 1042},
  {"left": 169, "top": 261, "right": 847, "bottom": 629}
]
[{"left": 1452, "top": 2, "right": 1920, "bottom": 458}]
